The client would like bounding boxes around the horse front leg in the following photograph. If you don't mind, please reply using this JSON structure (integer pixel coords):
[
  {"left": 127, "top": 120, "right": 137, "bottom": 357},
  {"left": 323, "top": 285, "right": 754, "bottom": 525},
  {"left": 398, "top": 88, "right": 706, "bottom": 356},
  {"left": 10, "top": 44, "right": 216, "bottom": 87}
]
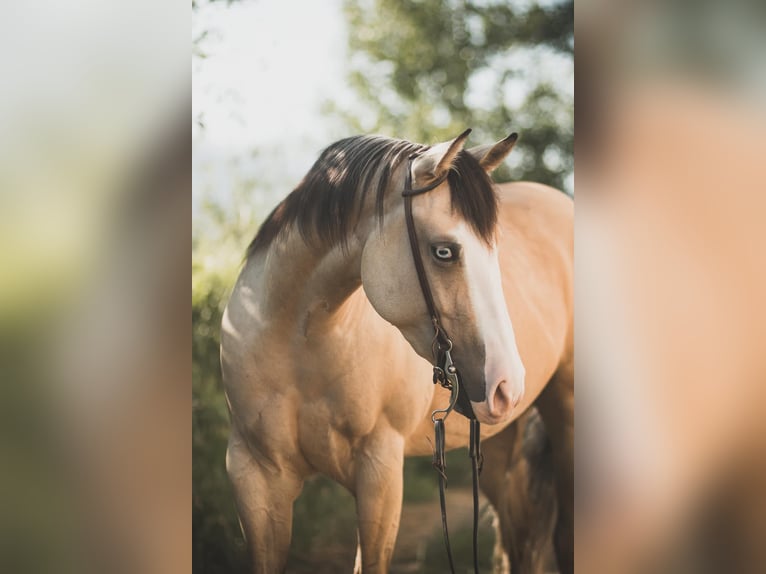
[
  {"left": 226, "top": 429, "right": 304, "bottom": 574},
  {"left": 353, "top": 427, "right": 405, "bottom": 573}
]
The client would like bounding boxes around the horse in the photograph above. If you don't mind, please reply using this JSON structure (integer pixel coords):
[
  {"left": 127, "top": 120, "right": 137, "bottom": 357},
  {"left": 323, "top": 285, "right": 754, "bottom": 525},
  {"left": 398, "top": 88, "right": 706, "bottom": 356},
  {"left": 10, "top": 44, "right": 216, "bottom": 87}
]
[{"left": 221, "top": 130, "right": 574, "bottom": 573}]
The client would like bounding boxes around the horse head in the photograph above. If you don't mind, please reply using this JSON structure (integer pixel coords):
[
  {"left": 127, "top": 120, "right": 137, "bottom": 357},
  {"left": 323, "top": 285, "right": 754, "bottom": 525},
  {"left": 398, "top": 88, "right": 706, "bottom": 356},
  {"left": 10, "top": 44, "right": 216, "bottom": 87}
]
[{"left": 361, "top": 131, "right": 525, "bottom": 425}]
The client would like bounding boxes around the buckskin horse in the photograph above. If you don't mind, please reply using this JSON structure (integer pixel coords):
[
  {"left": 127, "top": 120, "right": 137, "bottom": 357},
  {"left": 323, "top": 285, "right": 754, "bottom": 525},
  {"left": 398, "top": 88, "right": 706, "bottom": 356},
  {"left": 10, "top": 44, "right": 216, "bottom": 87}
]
[{"left": 221, "top": 130, "right": 573, "bottom": 573}]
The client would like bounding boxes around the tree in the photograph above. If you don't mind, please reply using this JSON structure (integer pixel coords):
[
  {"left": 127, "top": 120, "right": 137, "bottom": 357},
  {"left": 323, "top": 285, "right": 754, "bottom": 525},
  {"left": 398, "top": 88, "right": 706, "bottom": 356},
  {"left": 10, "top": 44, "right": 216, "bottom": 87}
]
[{"left": 339, "top": 0, "right": 573, "bottom": 191}]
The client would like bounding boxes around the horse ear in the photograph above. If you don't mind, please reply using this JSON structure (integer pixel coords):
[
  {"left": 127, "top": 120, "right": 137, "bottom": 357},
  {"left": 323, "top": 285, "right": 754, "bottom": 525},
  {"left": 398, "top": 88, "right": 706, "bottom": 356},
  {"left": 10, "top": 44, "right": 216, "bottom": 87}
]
[
  {"left": 412, "top": 128, "right": 472, "bottom": 182},
  {"left": 468, "top": 132, "right": 518, "bottom": 173}
]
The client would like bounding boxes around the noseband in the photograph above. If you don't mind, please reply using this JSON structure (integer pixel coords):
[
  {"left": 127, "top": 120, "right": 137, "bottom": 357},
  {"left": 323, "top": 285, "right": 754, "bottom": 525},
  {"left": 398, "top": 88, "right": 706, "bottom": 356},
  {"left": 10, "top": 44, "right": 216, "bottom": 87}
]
[{"left": 402, "top": 155, "right": 484, "bottom": 574}]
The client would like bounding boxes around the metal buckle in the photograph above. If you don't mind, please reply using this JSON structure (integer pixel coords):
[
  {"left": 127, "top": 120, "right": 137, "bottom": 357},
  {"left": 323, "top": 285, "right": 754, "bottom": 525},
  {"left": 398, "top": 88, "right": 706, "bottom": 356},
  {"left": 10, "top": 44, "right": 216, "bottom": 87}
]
[
  {"left": 431, "top": 349, "right": 460, "bottom": 423},
  {"left": 442, "top": 349, "right": 459, "bottom": 390}
]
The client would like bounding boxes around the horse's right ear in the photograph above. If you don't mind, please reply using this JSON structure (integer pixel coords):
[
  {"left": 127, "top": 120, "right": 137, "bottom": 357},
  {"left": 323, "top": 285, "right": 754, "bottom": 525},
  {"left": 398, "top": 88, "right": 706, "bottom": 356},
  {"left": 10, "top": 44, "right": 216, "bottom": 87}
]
[
  {"left": 412, "top": 129, "right": 472, "bottom": 183},
  {"left": 468, "top": 132, "right": 518, "bottom": 173}
]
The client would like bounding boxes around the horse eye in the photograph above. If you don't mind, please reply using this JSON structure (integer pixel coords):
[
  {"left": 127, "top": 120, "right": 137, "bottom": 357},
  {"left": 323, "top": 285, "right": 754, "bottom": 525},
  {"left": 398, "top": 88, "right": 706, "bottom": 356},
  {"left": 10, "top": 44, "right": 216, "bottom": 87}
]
[{"left": 431, "top": 245, "right": 458, "bottom": 262}]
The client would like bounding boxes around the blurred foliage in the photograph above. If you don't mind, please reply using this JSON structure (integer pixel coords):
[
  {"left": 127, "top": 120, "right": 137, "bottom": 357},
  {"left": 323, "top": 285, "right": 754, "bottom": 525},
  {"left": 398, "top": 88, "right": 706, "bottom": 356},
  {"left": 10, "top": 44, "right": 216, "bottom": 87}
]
[
  {"left": 337, "top": 0, "right": 573, "bottom": 190},
  {"left": 421, "top": 519, "right": 496, "bottom": 573},
  {"left": 192, "top": 0, "right": 237, "bottom": 11},
  {"left": 404, "top": 449, "right": 474, "bottom": 503},
  {"left": 192, "top": 163, "right": 264, "bottom": 571},
  {"left": 192, "top": 247, "right": 245, "bottom": 573}
]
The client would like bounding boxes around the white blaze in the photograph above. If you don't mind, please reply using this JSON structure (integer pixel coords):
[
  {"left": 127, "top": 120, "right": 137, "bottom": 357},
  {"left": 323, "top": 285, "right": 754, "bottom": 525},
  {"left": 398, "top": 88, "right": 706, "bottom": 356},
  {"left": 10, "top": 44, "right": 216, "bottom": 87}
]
[{"left": 460, "top": 227, "right": 526, "bottom": 423}]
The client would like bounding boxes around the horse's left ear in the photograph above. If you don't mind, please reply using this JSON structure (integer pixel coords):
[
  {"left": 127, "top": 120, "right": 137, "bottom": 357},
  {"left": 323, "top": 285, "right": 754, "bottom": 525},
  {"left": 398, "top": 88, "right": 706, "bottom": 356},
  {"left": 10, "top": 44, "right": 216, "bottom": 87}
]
[
  {"left": 468, "top": 132, "right": 518, "bottom": 174},
  {"left": 412, "top": 128, "right": 472, "bottom": 182}
]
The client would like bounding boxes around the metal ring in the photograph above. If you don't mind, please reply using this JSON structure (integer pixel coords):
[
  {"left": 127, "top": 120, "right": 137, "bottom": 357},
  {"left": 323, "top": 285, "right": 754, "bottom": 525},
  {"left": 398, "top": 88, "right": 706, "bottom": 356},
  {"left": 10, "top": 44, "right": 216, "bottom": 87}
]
[
  {"left": 431, "top": 324, "right": 453, "bottom": 354},
  {"left": 438, "top": 337, "right": 453, "bottom": 353}
]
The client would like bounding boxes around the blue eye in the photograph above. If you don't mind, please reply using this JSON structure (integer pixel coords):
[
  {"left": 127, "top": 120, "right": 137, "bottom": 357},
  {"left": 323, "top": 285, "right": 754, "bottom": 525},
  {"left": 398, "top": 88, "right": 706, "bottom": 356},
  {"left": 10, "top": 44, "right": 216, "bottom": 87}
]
[{"left": 431, "top": 244, "right": 459, "bottom": 262}]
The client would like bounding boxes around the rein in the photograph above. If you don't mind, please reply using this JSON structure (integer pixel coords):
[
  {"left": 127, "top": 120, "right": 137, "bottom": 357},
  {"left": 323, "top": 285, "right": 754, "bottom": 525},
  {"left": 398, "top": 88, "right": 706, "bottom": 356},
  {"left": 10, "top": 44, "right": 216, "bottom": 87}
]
[{"left": 402, "top": 156, "right": 484, "bottom": 574}]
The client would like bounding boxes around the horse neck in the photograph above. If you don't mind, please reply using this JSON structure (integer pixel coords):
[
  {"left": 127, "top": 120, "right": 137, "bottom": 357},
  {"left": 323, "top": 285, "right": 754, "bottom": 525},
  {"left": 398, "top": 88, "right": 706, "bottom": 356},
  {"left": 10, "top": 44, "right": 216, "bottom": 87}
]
[
  {"left": 255, "top": 228, "right": 366, "bottom": 331},
  {"left": 253, "top": 163, "right": 406, "bottom": 334}
]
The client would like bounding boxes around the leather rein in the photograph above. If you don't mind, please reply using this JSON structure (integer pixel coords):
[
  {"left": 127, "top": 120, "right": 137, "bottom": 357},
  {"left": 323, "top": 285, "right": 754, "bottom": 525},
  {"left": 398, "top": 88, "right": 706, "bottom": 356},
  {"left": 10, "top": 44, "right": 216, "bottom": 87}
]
[{"left": 402, "top": 155, "right": 484, "bottom": 574}]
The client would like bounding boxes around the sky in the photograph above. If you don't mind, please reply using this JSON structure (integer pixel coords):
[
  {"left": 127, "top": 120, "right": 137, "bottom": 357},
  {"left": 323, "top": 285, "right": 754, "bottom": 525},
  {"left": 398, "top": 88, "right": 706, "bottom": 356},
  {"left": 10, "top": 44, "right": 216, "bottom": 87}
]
[
  {"left": 193, "top": 0, "right": 353, "bottom": 213},
  {"left": 193, "top": 0, "right": 350, "bottom": 150}
]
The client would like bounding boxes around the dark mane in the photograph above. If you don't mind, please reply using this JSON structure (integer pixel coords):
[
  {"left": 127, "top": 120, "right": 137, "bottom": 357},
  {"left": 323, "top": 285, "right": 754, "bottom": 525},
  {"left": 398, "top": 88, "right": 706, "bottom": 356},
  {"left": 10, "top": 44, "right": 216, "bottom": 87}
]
[{"left": 246, "top": 135, "right": 498, "bottom": 258}]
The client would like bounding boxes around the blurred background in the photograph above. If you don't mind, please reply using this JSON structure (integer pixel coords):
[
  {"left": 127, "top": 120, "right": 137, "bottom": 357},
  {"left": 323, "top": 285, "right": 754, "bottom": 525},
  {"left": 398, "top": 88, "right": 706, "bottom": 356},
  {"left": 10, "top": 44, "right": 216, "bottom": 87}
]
[
  {"left": 576, "top": 0, "right": 766, "bottom": 572},
  {"left": 1, "top": 1, "right": 189, "bottom": 573},
  {"left": 193, "top": 0, "right": 572, "bottom": 572}
]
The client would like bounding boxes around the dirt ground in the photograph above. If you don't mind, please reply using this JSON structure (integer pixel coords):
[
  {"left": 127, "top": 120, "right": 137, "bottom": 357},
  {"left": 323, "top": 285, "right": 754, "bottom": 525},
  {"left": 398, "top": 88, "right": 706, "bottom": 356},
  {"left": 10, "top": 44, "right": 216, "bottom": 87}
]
[{"left": 285, "top": 487, "right": 496, "bottom": 573}]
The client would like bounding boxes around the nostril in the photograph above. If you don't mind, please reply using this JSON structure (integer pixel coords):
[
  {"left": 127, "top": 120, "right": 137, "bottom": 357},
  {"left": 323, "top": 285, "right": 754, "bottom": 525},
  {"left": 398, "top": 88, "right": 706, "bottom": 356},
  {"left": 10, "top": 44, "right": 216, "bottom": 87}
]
[{"left": 490, "top": 380, "right": 512, "bottom": 417}]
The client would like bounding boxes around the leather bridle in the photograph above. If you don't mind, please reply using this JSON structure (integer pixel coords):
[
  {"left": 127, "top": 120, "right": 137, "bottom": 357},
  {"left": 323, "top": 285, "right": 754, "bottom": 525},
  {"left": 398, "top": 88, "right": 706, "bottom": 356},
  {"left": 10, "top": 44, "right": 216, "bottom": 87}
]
[{"left": 402, "top": 154, "right": 484, "bottom": 574}]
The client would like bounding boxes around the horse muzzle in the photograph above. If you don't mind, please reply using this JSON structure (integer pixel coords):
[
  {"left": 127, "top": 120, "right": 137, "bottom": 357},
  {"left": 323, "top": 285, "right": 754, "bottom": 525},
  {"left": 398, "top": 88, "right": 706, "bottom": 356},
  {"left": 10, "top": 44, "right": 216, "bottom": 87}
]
[{"left": 470, "top": 368, "right": 525, "bottom": 425}]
